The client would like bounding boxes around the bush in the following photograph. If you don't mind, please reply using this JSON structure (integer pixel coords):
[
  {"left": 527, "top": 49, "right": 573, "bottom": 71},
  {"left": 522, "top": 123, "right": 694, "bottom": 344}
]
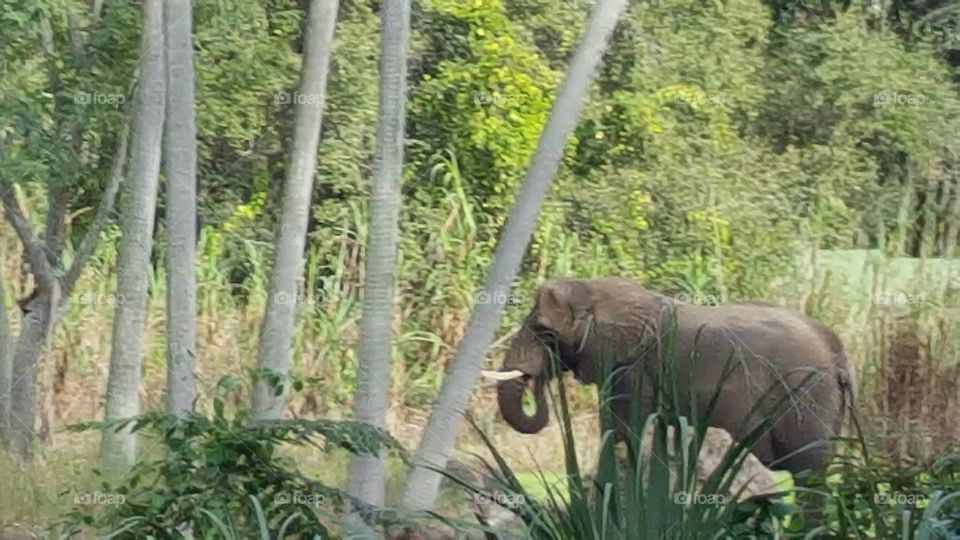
[{"left": 58, "top": 377, "right": 408, "bottom": 539}]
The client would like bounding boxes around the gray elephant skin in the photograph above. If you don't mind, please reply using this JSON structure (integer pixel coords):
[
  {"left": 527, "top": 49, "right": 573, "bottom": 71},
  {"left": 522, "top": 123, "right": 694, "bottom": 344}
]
[{"left": 490, "top": 277, "right": 856, "bottom": 475}]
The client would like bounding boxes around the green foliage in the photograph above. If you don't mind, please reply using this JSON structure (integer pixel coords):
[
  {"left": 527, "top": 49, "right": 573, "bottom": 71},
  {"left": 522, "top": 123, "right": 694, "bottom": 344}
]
[
  {"left": 2, "top": 1, "right": 959, "bottom": 533},
  {"left": 5, "top": 0, "right": 957, "bottom": 345},
  {"left": 757, "top": 12, "right": 960, "bottom": 255},
  {"left": 409, "top": 0, "right": 560, "bottom": 230},
  {"left": 58, "top": 378, "right": 409, "bottom": 539},
  {"left": 799, "top": 428, "right": 960, "bottom": 538}
]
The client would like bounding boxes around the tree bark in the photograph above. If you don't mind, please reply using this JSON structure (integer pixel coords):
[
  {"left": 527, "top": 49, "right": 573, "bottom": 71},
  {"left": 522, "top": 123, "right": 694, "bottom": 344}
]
[
  {"left": 347, "top": 0, "right": 410, "bottom": 509},
  {"left": 8, "top": 295, "right": 53, "bottom": 458},
  {"left": 0, "top": 187, "right": 56, "bottom": 291},
  {"left": 251, "top": 0, "right": 339, "bottom": 420},
  {"left": 0, "top": 274, "right": 13, "bottom": 440},
  {"left": 399, "top": 0, "right": 627, "bottom": 511},
  {"left": 99, "top": 0, "right": 165, "bottom": 475},
  {"left": 0, "top": 188, "right": 59, "bottom": 459},
  {"left": 163, "top": 0, "right": 199, "bottom": 418}
]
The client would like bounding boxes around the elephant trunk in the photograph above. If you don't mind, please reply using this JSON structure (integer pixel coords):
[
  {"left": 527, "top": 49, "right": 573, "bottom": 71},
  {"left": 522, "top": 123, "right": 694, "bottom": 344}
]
[{"left": 496, "top": 376, "right": 549, "bottom": 434}]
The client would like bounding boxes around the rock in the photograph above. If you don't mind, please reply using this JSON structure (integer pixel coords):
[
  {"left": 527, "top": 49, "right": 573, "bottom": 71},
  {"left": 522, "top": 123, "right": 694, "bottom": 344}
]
[
  {"left": 439, "top": 457, "right": 527, "bottom": 538},
  {"left": 690, "top": 427, "right": 783, "bottom": 501},
  {"left": 610, "top": 425, "right": 783, "bottom": 502}
]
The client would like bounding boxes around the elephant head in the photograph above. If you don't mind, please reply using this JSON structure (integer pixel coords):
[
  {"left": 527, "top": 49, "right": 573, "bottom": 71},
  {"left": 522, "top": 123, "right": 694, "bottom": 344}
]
[{"left": 483, "top": 278, "right": 669, "bottom": 434}]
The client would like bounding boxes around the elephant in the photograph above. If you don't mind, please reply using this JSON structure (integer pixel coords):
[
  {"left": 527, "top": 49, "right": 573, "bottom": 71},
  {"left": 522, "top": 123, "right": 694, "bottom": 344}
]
[{"left": 482, "top": 277, "right": 856, "bottom": 475}]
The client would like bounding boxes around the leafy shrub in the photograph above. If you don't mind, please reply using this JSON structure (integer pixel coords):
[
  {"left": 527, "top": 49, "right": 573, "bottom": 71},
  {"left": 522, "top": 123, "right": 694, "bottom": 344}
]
[
  {"left": 798, "top": 420, "right": 960, "bottom": 539},
  {"left": 58, "top": 378, "right": 408, "bottom": 539}
]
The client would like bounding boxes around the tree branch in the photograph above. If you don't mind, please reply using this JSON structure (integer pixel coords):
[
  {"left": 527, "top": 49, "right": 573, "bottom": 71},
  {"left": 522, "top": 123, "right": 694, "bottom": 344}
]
[
  {"left": 62, "top": 121, "right": 130, "bottom": 298},
  {"left": 43, "top": 185, "right": 69, "bottom": 268},
  {"left": 0, "top": 186, "right": 55, "bottom": 288}
]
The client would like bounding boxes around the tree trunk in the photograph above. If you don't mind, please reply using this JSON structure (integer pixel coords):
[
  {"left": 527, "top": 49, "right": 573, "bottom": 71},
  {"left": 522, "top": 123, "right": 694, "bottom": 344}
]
[
  {"left": 893, "top": 171, "right": 914, "bottom": 256},
  {"left": 399, "top": 0, "right": 627, "bottom": 512},
  {"left": 942, "top": 176, "right": 960, "bottom": 259},
  {"left": 99, "top": 0, "right": 165, "bottom": 475},
  {"left": 251, "top": 0, "right": 339, "bottom": 420},
  {"left": 0, "top": 184, "right": 61, "bottom": 459},
  {"left": 8, "top": 290, "right": 55, "bottom": 459},
  {"left": 163, "top": 0, "right": 198, "bottom": 418},
  {"left": 0, "top": 275, "right": 14, "bottom": 441},
  {"left": 347, "top": 0, "right": 410, "bottom": 509}
]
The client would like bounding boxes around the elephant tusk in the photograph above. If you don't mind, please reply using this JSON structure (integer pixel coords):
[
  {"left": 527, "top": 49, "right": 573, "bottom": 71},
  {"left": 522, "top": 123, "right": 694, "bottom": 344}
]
[
  {"left": 576, "top": 314, "right": 594, "bottom": 354},
  {"left": 480, "top": 369, "right": 526, "bottom": 381}
]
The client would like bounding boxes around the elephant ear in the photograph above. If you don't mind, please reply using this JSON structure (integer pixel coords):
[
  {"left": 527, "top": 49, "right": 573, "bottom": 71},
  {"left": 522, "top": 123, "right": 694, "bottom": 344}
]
[{"left": 536, "top": 279, "right": 591, "bottom": 333}]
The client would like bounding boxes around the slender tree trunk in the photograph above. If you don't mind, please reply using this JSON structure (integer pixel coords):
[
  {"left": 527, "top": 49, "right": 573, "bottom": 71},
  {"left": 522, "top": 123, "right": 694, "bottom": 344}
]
[
  {"left": 347, "top": 0, "right": 410, "bottom": 509},
  {"left": 0, "top": 275, "right": 15, "bottom": 440},
  {"left": 400, "top": 0, "right": 627, "bottom": 511},
  {"left": 43, "top": 185, "right": 68, "bottom": 268},
  {"left": 99, "top": 0, "right": 165, "bottom": 474},
  {"left": 893, "top": 171, "right": 914, "bottom": 256},
  {"left": 164, "top": 0, "right": 198, "bottom": 418},
  {"left": 8, "top": 296, "right": 52, "bottom": 458},
  {"left": 251, "top": 0, "right": 339, "bottom": 420}
]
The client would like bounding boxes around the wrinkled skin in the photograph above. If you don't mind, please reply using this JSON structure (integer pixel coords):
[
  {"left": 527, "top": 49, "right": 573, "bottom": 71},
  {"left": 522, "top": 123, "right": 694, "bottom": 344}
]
[{"left": 494, "top": 277, "right": 856, "bottom": 475}]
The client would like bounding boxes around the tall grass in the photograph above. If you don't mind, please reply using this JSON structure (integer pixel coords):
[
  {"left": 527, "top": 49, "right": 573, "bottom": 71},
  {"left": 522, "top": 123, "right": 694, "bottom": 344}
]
[
  {"left": 443, "top": 329, "right": 960, "bottom": 539},
  {"left": 2, "top": 175, "right": 960, "bottom": 533}
]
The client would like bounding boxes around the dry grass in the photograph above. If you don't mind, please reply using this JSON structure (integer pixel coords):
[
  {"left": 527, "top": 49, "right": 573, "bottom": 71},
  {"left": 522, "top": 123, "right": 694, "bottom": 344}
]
[
  {"left": 3, "top": 225, "right": 960, "bottom": 532},
  {"left": 2, "top": 223, "right": 604, "bottom": 531},
  {"left": 861, "top": 314, "right": 960, "bottom": 463}
]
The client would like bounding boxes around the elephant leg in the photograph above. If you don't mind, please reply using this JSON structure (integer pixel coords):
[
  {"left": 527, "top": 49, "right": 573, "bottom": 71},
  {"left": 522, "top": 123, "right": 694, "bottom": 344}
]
[
  {"left": 607, "top": 373, "right": 655, "bottom": 444},
  {"left": 769, "top": 370, "right": 842, "bottom": 476},
  {"left": 771, "top": 423, "right": 833, "bottom": 475}
]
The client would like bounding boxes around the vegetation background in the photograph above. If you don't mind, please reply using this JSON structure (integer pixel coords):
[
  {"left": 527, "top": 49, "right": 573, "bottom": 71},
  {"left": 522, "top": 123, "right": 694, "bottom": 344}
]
[{"left": 1, "top": 0, "right": 959, "bottom": 534}]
